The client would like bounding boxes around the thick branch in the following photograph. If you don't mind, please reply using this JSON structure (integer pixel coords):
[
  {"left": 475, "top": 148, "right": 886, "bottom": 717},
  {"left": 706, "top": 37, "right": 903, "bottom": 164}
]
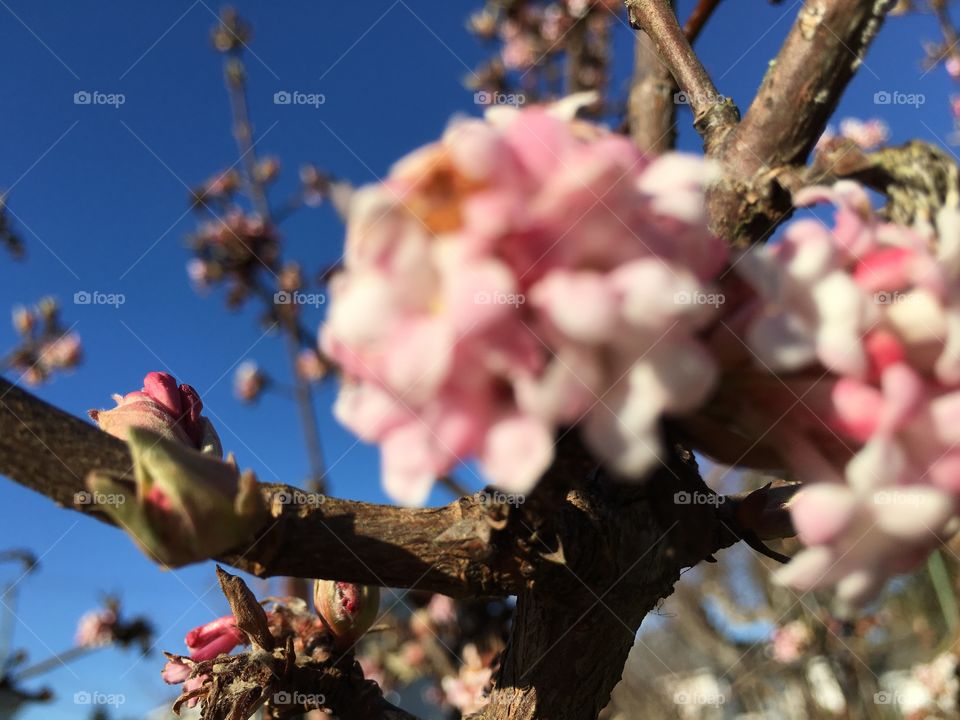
[
  {"left": 478, "top": 442, "right": 735, "bottom": 720},
  {"left": 625, "top": 0, "right": 738, "bottom": 152},
  {"left": 0, "top": 377, "right": 521, "bottom": 598},
  {"left": 708, "top": 0, "right": 890, "bottom": 244},
  {"left": 627, "top": 20, "right": 677, "bottom": 153}
]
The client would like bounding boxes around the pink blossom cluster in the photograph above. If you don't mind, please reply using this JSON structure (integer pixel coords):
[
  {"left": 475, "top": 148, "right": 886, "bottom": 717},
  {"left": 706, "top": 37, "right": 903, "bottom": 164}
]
[
  {"left": 75, "top": 608, "right": 118, "bottom": 648},
  {"left": 321, "top": 97, "right": 727, "bottom": 505},
  {"left": 816, "top": 117, "right": 889, "bottom": 151},
  {"left": 162, "top": 615, "right": 247, "bottom": 707},
  {"left": 768, "top": 620, "right": 812, "bottom": 664},
  {"left": 734, "top": 182, "right": 960, "bottom": 604}
]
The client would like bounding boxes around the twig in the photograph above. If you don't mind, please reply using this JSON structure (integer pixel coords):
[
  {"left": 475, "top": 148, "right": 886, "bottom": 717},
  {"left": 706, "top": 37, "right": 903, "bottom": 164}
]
[
  {"left": 625, "top": 0, "right": 738, "bottom": 151},
  {"left": 682, "top": 0, "right": 721, "bottom": 43},
  {"left": 222, "top": 53, "right": 329, "bottom": 492}
]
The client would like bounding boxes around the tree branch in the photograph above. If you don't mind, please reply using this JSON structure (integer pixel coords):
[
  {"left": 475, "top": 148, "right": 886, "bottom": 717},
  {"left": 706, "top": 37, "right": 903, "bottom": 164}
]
[
  {"left": 625, "top": 0, "right": 738, "bottom": 153},
  {"left": 0, "top": 377, "right": 522, "bottom": 598},
  {"left": 627, "top": 22, "right": 677, "bottom": 153},
  {"left": 707, "top": 0, "right": 890, "bottom": 244},
  {"left": 476, "top": 440, "right": 739, "bottom": 720}
]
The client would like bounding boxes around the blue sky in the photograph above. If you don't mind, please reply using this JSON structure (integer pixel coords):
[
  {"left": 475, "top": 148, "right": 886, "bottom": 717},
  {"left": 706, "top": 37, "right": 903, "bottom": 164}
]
[{"left": 0, "top": 2, "right": 954, "bottom": 717}]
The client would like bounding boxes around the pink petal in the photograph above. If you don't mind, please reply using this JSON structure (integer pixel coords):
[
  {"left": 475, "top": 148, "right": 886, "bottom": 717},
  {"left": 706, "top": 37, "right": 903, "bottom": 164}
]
[
  {"left": 789, "top": 484, "right": 857, "bottom": 546},
  {"left": 381, "top": 423, "right": 443, "bottom": 506},
  {"left": 480, "top": 414, "right": 554, "bottom": 493},
  {"left": 829, "top": 378, "right": 883, "bottom": 442},
  {"left": 531, "top": 270, "right": 619, "bottom": 343}
]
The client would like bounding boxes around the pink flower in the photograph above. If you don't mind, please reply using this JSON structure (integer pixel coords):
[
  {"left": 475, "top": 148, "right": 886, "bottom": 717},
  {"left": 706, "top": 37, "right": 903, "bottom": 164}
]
[
  {"left": 40, "top": 331, "right": 82, "bottom": 371},
  {"left": 161, "top": 657, "right": 210, "bottom": 709},
  {"left": 441, "top": 644, "right": 493, "bottom": 715},
  {"left": 89, "top": 371, "right": 221, "bottom": 455},
  {"left": 295, "top": 349, "right": 327, "bottom": 382},
  {"left": 185, "top": 615, "right": 246, "bottom": 661},
  {"left": 769, "top": 621, "right": 811, "bottom": 663},
  {"left": 234, "top": 361, "right": 266, "bottom": 403},
  {"left": 161, "top": 657, "right": 192, "bottom": 684},
  {"left": 947, "top": 56, "right": 960, "bottom": 80},
  {"left": 727, "top": 184, "right": 960, "bottom": 603},
  {"left": 838, "top": 117, "right": 889, "bottom": 150},
  {"left": 75, "top": 609, "right": 117, "bottom": 648},
  {"left": 776, "top": 482, "right": 954, "bottom": 605},
  {"left": 322, "top": 96, "right": 727, "bottom": 504}
]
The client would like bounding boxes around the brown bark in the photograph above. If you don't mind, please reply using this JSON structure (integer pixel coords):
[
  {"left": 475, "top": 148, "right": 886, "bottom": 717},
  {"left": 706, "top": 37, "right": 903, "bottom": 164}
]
[
  {"left": 707, "top": 0, "right": 890, "bottom": 244},
  {"left": 0, "top": 377, "right": 522, "bottom": 597},
  {"left": 475, "top": 443, "right": 733, "bottom": 719},
  {"left": 0, "top": 378, "right": 755, "bottom": 719}
]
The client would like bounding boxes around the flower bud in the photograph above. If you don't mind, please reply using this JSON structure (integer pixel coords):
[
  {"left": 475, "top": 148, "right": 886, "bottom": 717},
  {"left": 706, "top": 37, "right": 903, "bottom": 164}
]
[
  {"left": 185, "top": 615, "right": 246, "bottom": 661},
  {"left": 86, "top": 427, "right": 269, "bottom": 567},
  {"left": 11, "top": 305, "right": 34, "bottom": 335},
  {"left": 313, "top": 580, "right": 379, "bottom": 649},
  {"left": 89, "top": 371, "right": 222, "bottom": 457}
]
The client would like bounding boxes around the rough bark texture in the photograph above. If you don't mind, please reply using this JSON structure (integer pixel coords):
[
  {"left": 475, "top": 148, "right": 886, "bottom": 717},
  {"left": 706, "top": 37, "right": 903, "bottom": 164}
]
[
  {"left": 0, "top": 2, "right": 897, "bottom": 716},
  {"left": 707, "top": 0, "right": 889, "bottom": 244},
  {"left": 0, "top": 377, "right": 523, "bottom": 597},
  {"left": 628, "top": 28, "right": 677, "bottom": 154},
  {"left": 0, "top": 380, "right": 752, "bottom": 720},
  {"left": 476, "top": 444, "right": 727, "bottom": 720}
]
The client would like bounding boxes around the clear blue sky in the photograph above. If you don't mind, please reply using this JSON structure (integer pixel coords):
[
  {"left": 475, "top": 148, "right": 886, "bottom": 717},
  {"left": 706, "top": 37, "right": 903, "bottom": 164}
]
[{"left": 0, "top": 2, "right": 951, "bottom": 717}]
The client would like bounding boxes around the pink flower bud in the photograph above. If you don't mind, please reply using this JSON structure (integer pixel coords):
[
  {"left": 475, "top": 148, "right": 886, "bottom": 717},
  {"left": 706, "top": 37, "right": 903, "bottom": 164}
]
[
  {"left": 89, "top": 371, "right": 221, "bottom": 456},
  {"left": 161, "top": 657, "right": 192, "bottom": 684},
  {"left": 11, "top": 305, "right": 34, "bottom": 335},
  {"left": 185, "top": 615, "right": 246, "bottom": 661},
  {"left": 75, "top": 608, "right": 117, "bottom": 648},
  {"left": 313, "top": 580, "right": 380, "bottom": 649}
]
